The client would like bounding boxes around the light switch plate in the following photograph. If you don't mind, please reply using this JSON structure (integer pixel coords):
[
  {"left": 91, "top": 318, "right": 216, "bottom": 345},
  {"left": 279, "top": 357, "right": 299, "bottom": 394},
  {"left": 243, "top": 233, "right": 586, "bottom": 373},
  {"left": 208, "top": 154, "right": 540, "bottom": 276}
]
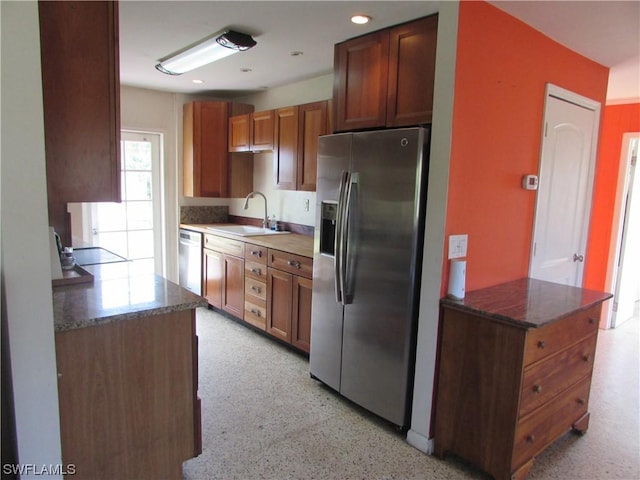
[{"left": 448, "top": 234, "right": 468, "bottom": 259}]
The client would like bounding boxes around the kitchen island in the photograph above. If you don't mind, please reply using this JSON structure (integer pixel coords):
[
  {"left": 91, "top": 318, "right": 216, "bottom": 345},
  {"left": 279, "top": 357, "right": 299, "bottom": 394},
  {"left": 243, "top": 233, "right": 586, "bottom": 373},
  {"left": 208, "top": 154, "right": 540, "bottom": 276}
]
[
  {"left": 52, "top": 262, "right": 207, "bottom": 479},
  {"left": 434, "top": 278, "right": 612, "bottom": 480}
]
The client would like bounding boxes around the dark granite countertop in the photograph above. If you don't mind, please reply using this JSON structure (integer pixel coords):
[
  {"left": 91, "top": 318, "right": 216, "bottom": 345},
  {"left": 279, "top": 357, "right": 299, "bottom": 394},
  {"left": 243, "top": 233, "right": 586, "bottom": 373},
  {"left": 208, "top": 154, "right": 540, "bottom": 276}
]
[
  {"left": 441, "top": 278, "right": 612, "bottom": 329},
  {"left": 53, "top": 262, "right": 208, "bottom": 333}
]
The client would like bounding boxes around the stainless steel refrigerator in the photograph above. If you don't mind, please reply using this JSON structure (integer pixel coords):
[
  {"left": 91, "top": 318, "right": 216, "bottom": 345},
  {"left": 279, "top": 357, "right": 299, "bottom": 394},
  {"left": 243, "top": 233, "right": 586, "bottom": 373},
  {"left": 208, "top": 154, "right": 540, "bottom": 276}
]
[{"left": 310, "top": 127, "right": 430, "bottom": 429}]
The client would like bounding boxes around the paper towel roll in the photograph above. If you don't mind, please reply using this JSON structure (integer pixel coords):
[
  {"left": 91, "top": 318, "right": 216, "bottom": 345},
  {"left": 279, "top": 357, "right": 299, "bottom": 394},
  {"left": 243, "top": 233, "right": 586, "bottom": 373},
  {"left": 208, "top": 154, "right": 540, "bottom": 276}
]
[{"left": 447, "top": 259, "right": 466, "bottom": 300}]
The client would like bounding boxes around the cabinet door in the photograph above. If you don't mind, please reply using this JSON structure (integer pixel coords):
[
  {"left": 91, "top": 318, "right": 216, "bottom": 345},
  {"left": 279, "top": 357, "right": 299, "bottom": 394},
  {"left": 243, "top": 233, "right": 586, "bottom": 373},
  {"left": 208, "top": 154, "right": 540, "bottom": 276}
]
[
  {"left": 291, "top": 276, "right": 313, "bottom": 353},
  {"left": 387, "top": 15, "right": 438, "bottom": 127},
  {"left": 267, "top": 268, "right": 293, "bottom": 342},
  {"left": 203, "top": 248, "right": 223, "bottom": 308},
  {"left": 184, "top": 102, "right": 229, "bottom": 198},
  {"left": 251, "top": 110, "right": 275, "bottom": 151},
  {"left": 222, "top": 254, "right": 245, "bottom": 319},
  {"left": 228, "top": 113, "right": 251, "bottom": 152},
  {"left": 39, "top": 1, "right": 121, "bottom": 243},
  {"left": 297, "top": 101, "right": 328, "bottom": 191},
  {"left": 333, "top": 30, "right": 389, "bottom": 132},
  {"left": 273, "top": 106, "right": 299, "bottom": 190}
]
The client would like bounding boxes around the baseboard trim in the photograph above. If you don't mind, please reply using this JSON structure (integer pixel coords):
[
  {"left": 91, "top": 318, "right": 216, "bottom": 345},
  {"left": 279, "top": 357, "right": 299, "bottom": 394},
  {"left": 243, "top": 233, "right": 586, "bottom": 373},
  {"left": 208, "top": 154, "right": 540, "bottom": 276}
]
[{"left": 406, "top": 429, "right": 433, "bottom": 454}]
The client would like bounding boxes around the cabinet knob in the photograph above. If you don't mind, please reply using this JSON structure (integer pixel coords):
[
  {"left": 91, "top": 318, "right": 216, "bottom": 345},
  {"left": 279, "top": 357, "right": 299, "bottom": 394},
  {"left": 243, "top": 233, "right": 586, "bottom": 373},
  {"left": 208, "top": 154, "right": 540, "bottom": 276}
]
[
  {"left": 288, "top": 260, "right": 301, "bottom": 269},
  {"left": 537, "top": 340, "right": 546, "bottom": 349},
  {"left": 577, "top": 398, "right": 585, "bottom": 406},
  {"left": 533, "top": 384, "right": 542, "bottom": 394},
  {"left": 251, "top": 285, "right": 262, "bottom": 293},
  {"left": 251, "top": 309, "right": 261, "bottom": 317},
  {"left": 526, "top": 434, "right": 536, "bottom": 444},
  {"left": 582, "top": 354, "right": 591, "bottom": 363},
  {"left": 251, "top": 268, "right": 262, "bottom": 275},
  {"left": 588, "top": 317, "right": 595, "bottom": 325},
  {"left": 251, "top": 250, "right": 263, "bottom": 257}
]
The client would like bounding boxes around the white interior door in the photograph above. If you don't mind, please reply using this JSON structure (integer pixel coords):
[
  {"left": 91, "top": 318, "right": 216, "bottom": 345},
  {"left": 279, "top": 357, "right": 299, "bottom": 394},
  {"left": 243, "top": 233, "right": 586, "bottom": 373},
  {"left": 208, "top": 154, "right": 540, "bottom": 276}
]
[
  {"left": 613, "top": 135, "right": 640, "bottom": 327},
  {"left": 530, "top": 85, "right": 600, "bottom": 287}
]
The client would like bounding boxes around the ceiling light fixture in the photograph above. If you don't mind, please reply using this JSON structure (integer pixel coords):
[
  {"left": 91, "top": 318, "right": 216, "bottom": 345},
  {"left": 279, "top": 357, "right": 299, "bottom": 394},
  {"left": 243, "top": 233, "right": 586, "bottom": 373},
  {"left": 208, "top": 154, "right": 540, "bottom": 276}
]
[
  {"left": 155, "top": 29, "right": 257, "bottom": 75},
  {"left": 351, "top": 15, "right": 371, "bottom": 25},
  {"left": 192, "top": 79, "right": 204, "bottom": 84}
]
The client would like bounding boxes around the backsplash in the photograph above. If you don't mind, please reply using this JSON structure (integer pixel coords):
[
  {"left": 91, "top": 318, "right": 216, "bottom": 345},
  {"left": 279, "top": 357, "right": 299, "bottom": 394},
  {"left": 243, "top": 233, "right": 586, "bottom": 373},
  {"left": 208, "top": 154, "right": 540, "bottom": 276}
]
[{"left": 180, "top": 206, "right": 229, "bottom": 224}]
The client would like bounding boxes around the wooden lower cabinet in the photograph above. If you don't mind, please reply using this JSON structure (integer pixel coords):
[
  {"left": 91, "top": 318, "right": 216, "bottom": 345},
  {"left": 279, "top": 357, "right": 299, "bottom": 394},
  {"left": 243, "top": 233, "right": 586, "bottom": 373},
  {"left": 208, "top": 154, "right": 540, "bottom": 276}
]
[
  {"left": 291, "top": 275, "right": 313, "bottom": 352},
  {"left": 434, "top": 300, "right": 604, "bottom": 480},
  {"left": 203, "top": 234, "right": 245, "bottom": 320},
  {"left": 267, "top": 268, "right": 293, "bottom": 342},
  {"left": 55, "top": 310, "right": 200, "bottom": 479}
]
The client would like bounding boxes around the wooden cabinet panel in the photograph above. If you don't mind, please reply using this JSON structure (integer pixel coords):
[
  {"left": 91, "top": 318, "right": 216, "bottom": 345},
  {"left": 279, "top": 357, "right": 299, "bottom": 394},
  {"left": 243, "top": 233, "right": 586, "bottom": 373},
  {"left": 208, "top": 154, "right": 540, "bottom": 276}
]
[
  {"left": 332, "top": 14, "right": 438, "bottom": 132},
  {"left": 244, "top": 243, "right": 268, "bottom": 264},
  {"left": 251, "top": 110, "right": 275, "bottom": 151},
  {"left": 184, "top": 101, "right": 253, "bottom": 198},
  {"left": 387, "top": 15, "right": 438, "bottom": 126},
  {"left": 245, "top": 261, "right": 267, "bottom": 281},
  {"left": 203, "top": 248, "right": 223, "bottom": 308},
  {"left": 222, "top": 254, "right": 244, "bottom": 318},
  {"left": 229, "top": 113, "right": 251, "bottom": 152},
  {"left": 333, "top": 30, "right": 389, "bottom": 132},
  {"left": 292, "top": 276, "right": 313, "bottom": 353},
  {"left": 274, "top": 106, "right": 299, "bottom": 190},
  {"left": 244, "top": 300, "right": 267, "bottom": 330},
  {"left": 297, "top": 101, "right": 328, "bottom": 191},
  {"left": 267, "top": 268, "right": 293, "bottom": 342},
  {"left": 205, "top": 234, "right": 245, "bottom": 257},
  {"left": 55, "top": 310, "right": 197, "bottom": 479},
  {"left": 39, "top": 0, "right": 121, "bottom": 244},
  {"left": 268, "top": 249, "right": 314, "bottom": 279}
]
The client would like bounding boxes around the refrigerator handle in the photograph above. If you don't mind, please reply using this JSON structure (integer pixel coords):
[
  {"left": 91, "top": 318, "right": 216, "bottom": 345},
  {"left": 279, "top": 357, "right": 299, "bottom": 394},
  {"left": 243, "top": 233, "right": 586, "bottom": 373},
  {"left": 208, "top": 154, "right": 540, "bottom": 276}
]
[
  {"left": 340, "top": 172, "right": 357, "bottom": 305},
  {"left": 334, "top": 170, "right": 350, "bottom": 304}
]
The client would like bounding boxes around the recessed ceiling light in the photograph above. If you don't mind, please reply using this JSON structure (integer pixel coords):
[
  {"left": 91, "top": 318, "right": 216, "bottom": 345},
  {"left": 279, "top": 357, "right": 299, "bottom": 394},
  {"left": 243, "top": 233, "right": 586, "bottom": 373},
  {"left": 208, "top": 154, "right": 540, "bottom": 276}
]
[
  {"left": 240, "top": 68, "right": 252, "bottom": 73},
  {"left": 351, "top": 15, "right": 371, "bottom": 25},
  {"left": 192, "top": 79, "right": 204, "bottom": 84},
  {"left": 290, "top": 51, "right": 304, "bottom": 57}
]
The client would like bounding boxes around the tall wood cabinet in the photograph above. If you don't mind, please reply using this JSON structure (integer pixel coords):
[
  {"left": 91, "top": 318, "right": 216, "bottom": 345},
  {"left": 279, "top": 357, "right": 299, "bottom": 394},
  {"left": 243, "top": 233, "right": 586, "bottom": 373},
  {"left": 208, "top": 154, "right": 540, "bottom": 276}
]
[
  {"left": 433, "top": 279, "right": 612, "bottom": 480},
  {"left": 333, "top": 14, "right": 438, "bottom": 132},
  {"left": 38, "top": 0, "right": 121, "bottom": 245},
  {"left": 183, "top": 101, "right": 254, "bottom": 198}
]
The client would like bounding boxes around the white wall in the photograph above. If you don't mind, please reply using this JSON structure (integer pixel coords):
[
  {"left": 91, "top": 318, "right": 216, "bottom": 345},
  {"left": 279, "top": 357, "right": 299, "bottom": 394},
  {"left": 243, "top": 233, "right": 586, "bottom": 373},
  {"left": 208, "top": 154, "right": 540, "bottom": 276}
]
[
  {"left": 1, "top": 2, "right": 63, "bottom": 476},
  {"left": 407, "top": 2, "right": 458, "bottom": 453}
]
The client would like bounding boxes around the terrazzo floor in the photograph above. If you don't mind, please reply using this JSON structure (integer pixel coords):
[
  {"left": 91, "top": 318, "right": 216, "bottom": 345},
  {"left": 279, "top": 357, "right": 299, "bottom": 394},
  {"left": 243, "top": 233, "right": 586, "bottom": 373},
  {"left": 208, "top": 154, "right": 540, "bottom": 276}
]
[{"left": 183, "top": 307, "right": 640, "bottom": 480}]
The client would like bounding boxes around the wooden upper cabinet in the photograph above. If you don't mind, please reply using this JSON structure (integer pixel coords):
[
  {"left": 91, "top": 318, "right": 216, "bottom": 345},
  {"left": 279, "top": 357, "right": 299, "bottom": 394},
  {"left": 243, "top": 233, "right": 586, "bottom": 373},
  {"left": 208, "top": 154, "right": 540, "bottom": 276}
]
[
  {"left": 387, "top": 15, "right": 438, "bottom": 127},
  {"left": 228, "top": 113, "right": 251, "bottom": 152},
  {"left": 38, "top": 0, "right": 121, "bottom": 243},
  {"left": 333, "top": 30, "right": 389, "bottom": 132},
  {"left": 184, "top": 101, "right": 253, "bottom": 198},
  {"left": 273, "top": 106, "right": 299, "bottom": 190},
  {"left": 297, "top": 101, "right": 329, "bottom": 191},
  {"left": 333, "top": 14, "right": 438, "bottom": 132},
  {"left": 251, "top": 110, "right": 275, "bottom": 151}
]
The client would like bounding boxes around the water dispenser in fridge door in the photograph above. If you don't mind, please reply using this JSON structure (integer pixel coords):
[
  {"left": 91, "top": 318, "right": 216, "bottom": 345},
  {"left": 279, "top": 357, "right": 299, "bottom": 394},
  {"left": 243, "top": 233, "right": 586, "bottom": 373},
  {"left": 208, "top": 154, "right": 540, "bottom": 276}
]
[{"left": 320, "top": 201, "right": 337, "bottom": 256}]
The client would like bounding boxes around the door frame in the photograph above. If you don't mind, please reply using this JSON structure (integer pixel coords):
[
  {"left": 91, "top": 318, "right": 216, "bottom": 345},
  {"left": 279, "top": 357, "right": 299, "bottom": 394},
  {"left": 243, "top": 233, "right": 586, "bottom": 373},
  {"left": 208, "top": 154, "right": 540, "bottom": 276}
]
[
  {"left": 529, "top": 83, "right": 601, "bottom": 286},
  {"left": 610, "top": 132, "right": 640, "bottom": 328}
]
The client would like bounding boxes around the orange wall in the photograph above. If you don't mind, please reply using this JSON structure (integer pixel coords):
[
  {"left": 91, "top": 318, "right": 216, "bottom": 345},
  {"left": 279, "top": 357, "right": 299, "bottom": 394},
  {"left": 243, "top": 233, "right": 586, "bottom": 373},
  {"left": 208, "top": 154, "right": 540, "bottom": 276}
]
[
  {"left": 584, "top": 103, "right": 640, "bottom": 291},
  {"left": 442, "top": 1, "right": 609, "bottom": 294}
]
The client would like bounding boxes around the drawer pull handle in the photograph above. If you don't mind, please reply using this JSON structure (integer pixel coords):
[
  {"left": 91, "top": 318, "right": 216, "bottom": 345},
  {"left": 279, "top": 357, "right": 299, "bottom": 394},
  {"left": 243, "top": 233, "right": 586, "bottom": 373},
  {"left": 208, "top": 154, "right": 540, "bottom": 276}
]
[
  {"left": 577, "top": 398, "right": 585, "bottom": 406},
  {"left": 251, "top": 250, "right": 263, "bottom": 257},
  {"left": 288, "top": 260, "right": 302, "bottom": 269},
  {"left": 250, "top": 309, "right": 262, "bottom": 317},
  {"left": 533, "top": 384, "right": 542, "bottom": 394},
  {"left": 537, "top": 340, "right": 546, "bottom": 349},
  {"left": 526, "top": 434, "right": 535, "bottom": 444},
  {"left": 250, "top": 286, "right": 262, "bottom": 293},
  {"left": 250, "top": 268, "right": 262, "bottom": 275}
]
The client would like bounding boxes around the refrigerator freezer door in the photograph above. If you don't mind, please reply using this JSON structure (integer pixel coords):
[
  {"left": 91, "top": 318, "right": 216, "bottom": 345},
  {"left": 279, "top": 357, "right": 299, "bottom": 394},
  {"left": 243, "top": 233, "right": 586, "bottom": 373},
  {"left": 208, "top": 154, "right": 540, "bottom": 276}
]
[
  {"left": 310, "top": 133, "right": 352, "bottom": 391},
  {"left": 339, "top": 128, "right": 427, "bottom": 427}
]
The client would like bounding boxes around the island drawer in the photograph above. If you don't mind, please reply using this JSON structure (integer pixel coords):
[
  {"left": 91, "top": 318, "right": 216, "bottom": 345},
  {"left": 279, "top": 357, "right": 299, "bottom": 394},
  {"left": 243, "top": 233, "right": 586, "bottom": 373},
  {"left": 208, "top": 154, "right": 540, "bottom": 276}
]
[
  {"left": 523, "top": 304, "right": 600, "bottom": 367},
  {"left": 245, "top": 300, "right": 266, "bottom": 330},
  {"left": 245, "top": 277, "right": 267, "bottom": 302},
  {"left": 245, "top": 261, "right": 267, "bottom": 281}
]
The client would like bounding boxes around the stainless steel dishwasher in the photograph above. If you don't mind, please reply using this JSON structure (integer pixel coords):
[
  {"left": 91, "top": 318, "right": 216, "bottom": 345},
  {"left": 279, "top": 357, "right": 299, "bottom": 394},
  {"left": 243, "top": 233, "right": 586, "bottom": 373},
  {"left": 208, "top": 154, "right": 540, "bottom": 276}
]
[{"left": 178, "top": 228, "right": 202, "bottom": 296}]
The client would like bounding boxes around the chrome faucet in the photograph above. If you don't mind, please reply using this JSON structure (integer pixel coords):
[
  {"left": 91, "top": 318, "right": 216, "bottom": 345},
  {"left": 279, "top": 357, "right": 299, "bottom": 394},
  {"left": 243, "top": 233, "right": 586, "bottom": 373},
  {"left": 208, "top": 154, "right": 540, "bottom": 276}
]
[{"left": 243, "top": 191, "right": 269, "bottom": 228}]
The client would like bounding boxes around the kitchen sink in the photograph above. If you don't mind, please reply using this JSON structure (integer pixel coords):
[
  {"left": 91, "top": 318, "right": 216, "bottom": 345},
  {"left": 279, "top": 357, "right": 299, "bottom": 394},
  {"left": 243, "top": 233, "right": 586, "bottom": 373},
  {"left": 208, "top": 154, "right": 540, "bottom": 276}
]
[{"left": 206, "top": 225, "right": 291, "bottom": 237}]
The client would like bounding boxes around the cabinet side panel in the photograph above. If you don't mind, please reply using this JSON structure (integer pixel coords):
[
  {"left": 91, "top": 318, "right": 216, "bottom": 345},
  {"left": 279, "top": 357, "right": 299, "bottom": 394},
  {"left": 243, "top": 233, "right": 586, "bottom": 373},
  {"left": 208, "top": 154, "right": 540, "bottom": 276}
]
[
  {"left": 297, "top": 101, "right": 327, "bottom": 191},
  {"left": 434, "top": 308, "right": 525, "bottom": 480},
  {"left": 183, "top": 103, "right": 195, "bottom": 197},
  {"left": 274, "top": 106, "right": 299, "bottom": 190},
  {"left": 267, "top": 268, "right": 293, "bottom": 342},
  {"left": 199, "top": 102, "right": 229, "bottom": 197},
  {"left": 55, "top": 311, "right": 195, "bottom": 479},
  {"left": 292, "top": 275, "right": 313, "bottom": 353}
]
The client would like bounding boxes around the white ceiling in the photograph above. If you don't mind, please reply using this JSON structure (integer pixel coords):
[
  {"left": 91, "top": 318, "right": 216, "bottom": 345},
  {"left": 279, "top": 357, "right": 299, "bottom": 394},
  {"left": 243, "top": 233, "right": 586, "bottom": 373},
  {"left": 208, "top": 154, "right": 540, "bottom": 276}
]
[{"left": 119, "top": 1, "right": 640, "bottom": 101}]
